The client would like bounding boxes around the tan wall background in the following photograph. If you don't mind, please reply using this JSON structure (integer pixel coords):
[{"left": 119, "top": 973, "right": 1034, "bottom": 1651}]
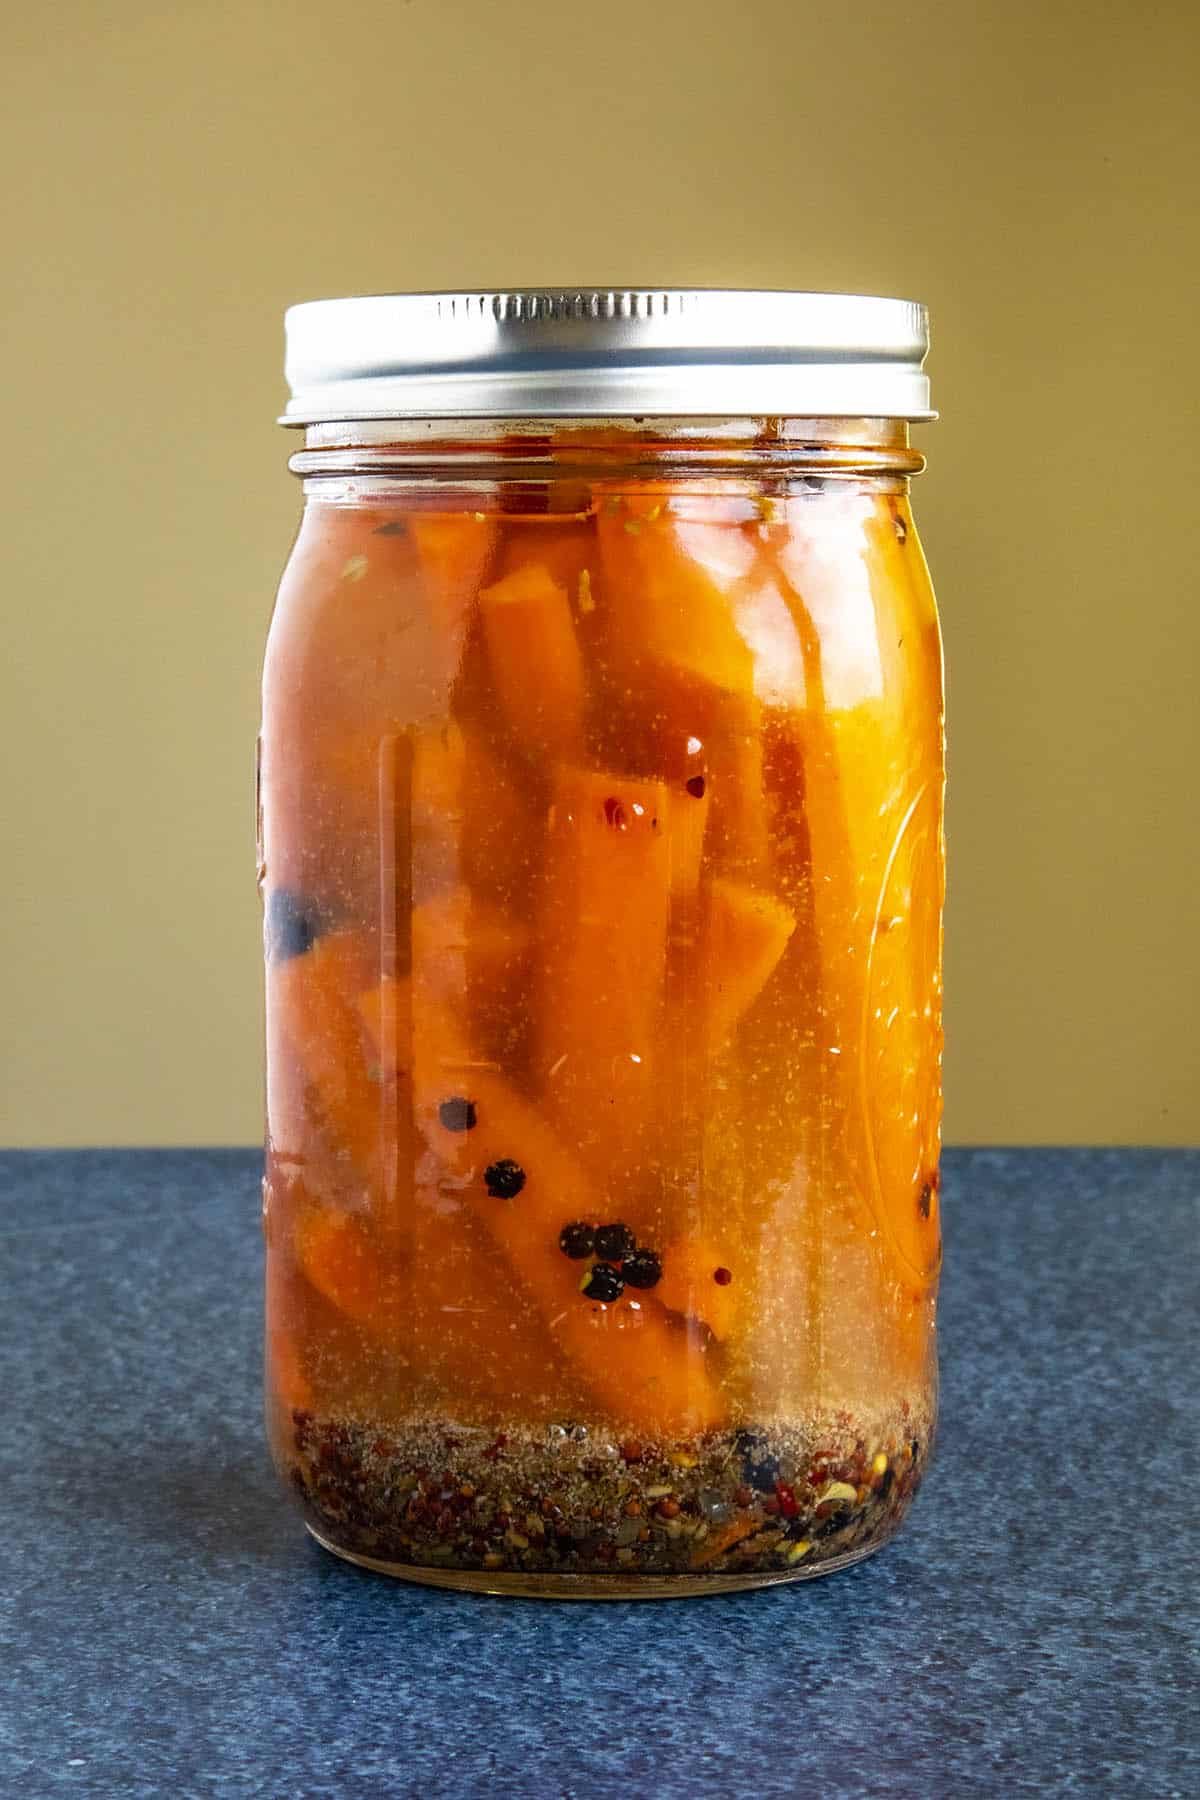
[{"left": 4, "top": 0, "right": 1197, "bottom": 1147}]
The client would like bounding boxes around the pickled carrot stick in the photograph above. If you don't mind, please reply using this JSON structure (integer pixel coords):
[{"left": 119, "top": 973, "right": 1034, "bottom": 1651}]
[
  {"left": 411, "top": 886, "right": 532, "bottom": 1004},
  {"left": 767, "top": 500, "right": 943, "bottom": 1288},
  {"left": 359, "top": 885, "right": 532, "bottom": 1065},
  {"left": 700, "top": 699, "right": 769, "bottom": 878},
  {"left": 596, "top": 499, "right": 756, "bottom": 697},
  {"left": 357, "top": 978, "right": 403, "bottom": 1077},
  {"left": 357, "top": 983, "right": 724, "bottom": 1435},
  {"left": 478, "top": 564, "right": 586, "bottom": 758},
  {"left": 271, "top": 930, "right": 384, "bottom": 1192},
  {"left": 670, "top": 780, "right": 710, "bottom": 902},
  {"left": 700, "top": 878, "right": 796, "bottom": 1053},
  {"left": 656, "top": 1235, "right": 742, "bottom": 1340},
  {"left": 535, "top": 767, "right": 673, "bottom": 1195},
  {"left": 594, "top": 501, "right": 772, "bottom": 873},
  {"left": 495, "top": 520, "right": 598, "bottom": 610},
  {"left": 422, "top": 1042, "right": 726, "bottom": 1437},
  {"left": 291, "top": 1192, "right": 586, "bottom": 1412},
  {"left": 293, "top": 1206, "right": 386, "bottom": 1322},
  {"left": 457, "top": 726, "right": 540, "bottom": 908},
  {"left": 410, "top": 513, "right": 497, "bottom": 688},
  {"left": 653, "top": 878, "right": 795, "bottom": 1253},
  {"left": 538, "top": 767, "right": 673, "bottom": 1060}
]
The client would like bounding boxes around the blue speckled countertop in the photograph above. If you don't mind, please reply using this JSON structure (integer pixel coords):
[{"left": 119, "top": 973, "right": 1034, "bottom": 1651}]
[{"left": 0, "top": 1149, "right": 1196, "bottom": 1798}]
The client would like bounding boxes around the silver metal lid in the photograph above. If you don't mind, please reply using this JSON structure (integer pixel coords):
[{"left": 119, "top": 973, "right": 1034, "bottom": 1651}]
[{"left": 281, "top": 289, "right": 932, "bottom": 424}]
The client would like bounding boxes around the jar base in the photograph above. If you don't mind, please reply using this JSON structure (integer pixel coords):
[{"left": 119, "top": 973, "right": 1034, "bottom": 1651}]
[{"left": 305, "top": 1522, "right": 890, "bottom": 1598}]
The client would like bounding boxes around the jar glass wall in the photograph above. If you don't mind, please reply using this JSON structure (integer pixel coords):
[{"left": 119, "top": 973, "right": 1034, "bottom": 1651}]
[{"left": 260, "top": 416, "right": 944, "bottom": 1595}]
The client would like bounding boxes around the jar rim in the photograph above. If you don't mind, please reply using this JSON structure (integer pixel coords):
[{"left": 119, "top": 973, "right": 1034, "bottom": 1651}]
[{"left": 280, "top": 289, "right": 934, "bottom": 426}]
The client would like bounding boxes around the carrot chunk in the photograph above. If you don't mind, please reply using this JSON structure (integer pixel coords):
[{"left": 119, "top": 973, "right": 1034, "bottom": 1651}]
[{"left": 479, "top": 563, "right": 586, "bottom": 758}]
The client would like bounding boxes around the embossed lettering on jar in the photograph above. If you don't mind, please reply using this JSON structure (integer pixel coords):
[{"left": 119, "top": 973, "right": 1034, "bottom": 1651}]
[{"left": 259, "top": 290, "right": 945, "bottom": 1596}]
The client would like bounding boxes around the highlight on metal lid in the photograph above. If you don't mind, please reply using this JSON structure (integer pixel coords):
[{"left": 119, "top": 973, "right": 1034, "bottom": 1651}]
[{"left": 281, "top": 288, "right": 933, "bottom": 424}]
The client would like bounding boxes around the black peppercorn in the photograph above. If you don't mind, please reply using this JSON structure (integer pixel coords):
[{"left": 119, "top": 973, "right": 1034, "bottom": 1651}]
[
  {"left": 438, "top": 1097, "right": 477, "bottom": 1133},
  {"left": 581, "top": 1263, "right": 624, "bottom": 1303},
  {"left": 594, "top": 1222, "right": 636, "bottom": 1262},
  {"left": 484, "top": 1158, "right": 526, "bottom": 1200},
  {"left": 559, "top": 1222, "right": 596, "bottom": 1259},
  {"left": 621, "top": 1248, "right": 662, "bottom": 1289}
]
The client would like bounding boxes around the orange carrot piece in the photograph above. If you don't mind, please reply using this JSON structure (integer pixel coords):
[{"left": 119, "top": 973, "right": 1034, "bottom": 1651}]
[
  {"left": 593, "top": 502, "right": 774, "bottom": 874},
  {"left": 656, "top": 878, "right": 795, "bottom": 1208},
  {"left": 410, "top": 513, "right": 497, "bottom": 687},
  {"left": 703, "top": 697, "right": 771, "bottom": 877},
  {"left": 270, "top": 930, "right": 384, "bottom": 1192},
  {"left": 535, "top": 768, "right": 673, "bottom": 1190},
  {"left": 359, "top": 886, "right": 532, "bottom": 1064},
  {"left": 413, "top": 886, "right": 532, "bottom": 1004},
  {"left": 700, "top": 879, "right": 796, "bottom": 1053},
  {"left": 495, "top": 520, "right": 598, "bottom": 611},
  {"left": 360, "top": 987, "right": 724, "bottom": 1435},
  {"left": 538, "top": 767, "right": 673, "bottom": 1059},
  {"left": 596, "top": 500, "right": 757, "bottom": 698},
  {"left": 479, "top": 563, "right": 586, "bottom": 757},
  {"left": 290, "top": 1189, "right": 584, "bottom": 1415},
  {"left": 670, "top": 781, "right": 710, "bottom": 902},
  {"left": 458, "top": 726, "right": 540, "bottom": 908},
  {"left": 656, "top": 1235, "right": 743, "bottom": 1340},
  {"left": 425, "top": 1054, "right": 726, "bottom": 1437},
  {"left": 357, "top": 977, "right": 402, "bottom": 1076},
  {"left": 293, "top": 1205, "right": 386, "bottom": 1322},
  {"left": 767, "top": 496, "right": 944, "bottom": 1288}
]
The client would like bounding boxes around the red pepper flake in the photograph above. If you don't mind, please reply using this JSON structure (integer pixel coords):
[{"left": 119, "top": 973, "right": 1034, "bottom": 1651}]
[
  {"left": 620, "top": 1440, "right": 643, "bottom": 1464},
  {"left": 685, "top": 775, "right": 706, "bottom": 799},
  {"left": 775, "top": 1482, "right": 799, "bottom": 1518},
  {"left": 919, "top": 1181, "right": 933, "bottom": 1219},
  {"left": 602, "top": 796, "right": 627, "bottom": 830},
  {"left": 713, "top": 1266, "right": 733, "bottom": 1286}
]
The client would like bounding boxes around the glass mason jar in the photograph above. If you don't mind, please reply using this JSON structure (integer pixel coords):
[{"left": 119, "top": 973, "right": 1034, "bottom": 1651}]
[{"left": 260, "top": 291, "right": 943, "bottom": 1596}]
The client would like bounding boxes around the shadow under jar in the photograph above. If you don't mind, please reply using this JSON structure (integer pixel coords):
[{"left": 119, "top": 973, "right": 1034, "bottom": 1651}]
[{"left": 260, "top": 291, "right": 944, "bottom": 1597}]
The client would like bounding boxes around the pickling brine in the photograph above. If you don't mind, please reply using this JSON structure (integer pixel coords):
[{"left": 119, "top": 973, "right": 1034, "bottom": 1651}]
[{"left": 262, "top": 293, "right": 943, "bottom": 1595}]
